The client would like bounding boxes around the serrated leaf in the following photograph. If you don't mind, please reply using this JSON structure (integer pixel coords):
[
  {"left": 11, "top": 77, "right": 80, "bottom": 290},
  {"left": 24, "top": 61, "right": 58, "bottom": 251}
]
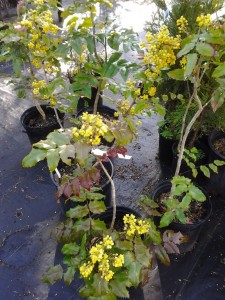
[
  {"left": 167, "top": 69, "right": 184, "bottom": 81},
  {"left": 210, "top": 87, "right": 224, "bottom": 112},
  {"left": 178, "top": 194, "right": 192, "bottom": 209},
  {"left": 115, "top": 240, "right": 133, "bottom": 250},
  {"left": 209, "top": 163, "right": 218, "bottom": 174},
  {"left": 212, "top": 63, "right": 225, "bottom": 78},
  {"left": 184, "top": 53, "right": 198, "bottom": 78},
  {"left": 175, "top": 208, "right": 186, "bottom": 224},
  {"left": 89, "top": 200, "right": 106, "bottom": 214},
  {"left": 59, "top": 144, "right": 75, "bottom": 165},
  {"left": 124, "top": 252, "right": 142, "bottom": 287},
  {"left": 110, "top": 274, "right": 130, "bottom": 298},
  {"left": 159, "top": 211, "right": 175, "bottom": 228},
  {"left": 61, "top": 243, "right": 80, "bottom": 255},
  {"left": 47, "top": 131, "right": 70, "bottom": 146},
  {"left": 64, "top": 266, "right": 76, "bottom": 285},
  {"left": 196, "top": 42, "right": 214, "bottom": 57},
  {"left": 134, "top": 236, "right": 151, "bottom": 268},
  {"left": 87, "top": 192, "right": 105, "bottom": 201},
  {"left": 172, "top": 184, "right": 188, "bottom": 196},
  {"left": 188, "top": 186, "right": 206, "bottom": 202},
  {"left": 47, "top": 148, "right": 60, "bottom": 172},
  {"left": 214, "top": 160, "right": 225, "bottom": 166},
  {"left": 177, "top": 42, "right": 195, "bottom": 58},
  {"left": 200, "top": 165, "right": 210, "bottom": 178},
  {"left": 153, "top": 244, "right": 170, "bottom": 266},
  {"left": 66, "top": 205, "right": 89, "bottom": 218},
  {"left": 22, "top": 148, "right": 46, "bottom": 168},
  {"left": 42, "top": 265, "right": 63, "bottom": 284}
]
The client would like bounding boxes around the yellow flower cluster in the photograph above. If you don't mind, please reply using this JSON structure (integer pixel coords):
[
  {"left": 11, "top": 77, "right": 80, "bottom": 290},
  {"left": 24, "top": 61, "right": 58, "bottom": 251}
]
[
  {"left": 196, "top": 14, "right": 212, "bottom": 27},
  {"left": 79, "top": 235, "right": 125, "bottom": 282},
  {"left": 143, "top": 26, "right": 181, "bottom": 79},
  {"left": 180, "top": 56, "right": 187, "bottom": 69},
  {"left": 176, "top": 16, "right": 188, "bottom": 32},
  {"left": 148, "top": 86, "right": 157, "bottom": 97},
  {"left": 72, "top": 112, "right": 109, "bottom": 146},
  {"left": 123, "top": 214, "right": 151, "bottom": 236},
  {"left": 32, "top": 79, "right": 47, "bottom": 95}
]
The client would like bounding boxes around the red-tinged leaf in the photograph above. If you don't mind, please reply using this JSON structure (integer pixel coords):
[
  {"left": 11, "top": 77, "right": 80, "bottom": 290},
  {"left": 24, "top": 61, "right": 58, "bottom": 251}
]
[
  {"left": 153, "top": 245, "right": 170, "bottom": 266},
  {"left": 88, "top": 167, "right": 100, "bottom": 184},
  {"left": 63, "top": 183, "right": 73, "bottom": 198},
  {"left": 164, "top": 241, "right": 180, "bottom": 254},
  {"left": 79, "top": 172, "right": 92, "bottom": 190},
  {"left": 56, "top": 184, "right": 66, "bottom": 203},
  {"left": 107, "top": 148, "right": 119, "bottom": 158},
  {"left": 117, "top": 146, "right": 127, "bottom": 156},
  {"left": 70, "top": 178, "right": 80, "bottom": 196}
]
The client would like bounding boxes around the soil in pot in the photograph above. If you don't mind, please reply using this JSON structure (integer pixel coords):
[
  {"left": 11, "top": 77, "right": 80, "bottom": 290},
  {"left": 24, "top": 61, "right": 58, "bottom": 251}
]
[
  {"left": 20, "top": 105, "right": 64, "bottom": 145},
  {"left": 152, "top": 181, "right": 212, "bottom": 253},
  {"left": 207, "top": 131, "right": 225, "bottom": 197},
  {"left": 51, "top": 159, "right": 114, "bottom": 211}
]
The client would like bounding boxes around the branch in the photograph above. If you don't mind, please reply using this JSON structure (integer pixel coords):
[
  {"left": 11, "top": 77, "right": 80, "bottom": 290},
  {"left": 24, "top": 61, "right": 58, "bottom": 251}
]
[{"left": 97, "top": 158, "right": 116, "bottom": 231}]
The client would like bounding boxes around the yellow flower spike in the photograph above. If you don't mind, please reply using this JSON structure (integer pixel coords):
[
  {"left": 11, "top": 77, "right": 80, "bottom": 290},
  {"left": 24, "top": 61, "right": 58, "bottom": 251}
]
[
  {"left": 80, "top": 262, "right": 94, "bottom": 278},
  {"left": 113, "top": 254, "right": 124, "bottom": 267},
  {"left": 148, "top": 87, "right": 157, "bottom": 97},
  {"left": 103, "top": 235, "right": 114, "bottom": 249},
  {"left": 104, "top": 270, "right": 114, "bottom": 282},
  {"left": 90, "top": 244, "right": 104, "bottom": 263}
]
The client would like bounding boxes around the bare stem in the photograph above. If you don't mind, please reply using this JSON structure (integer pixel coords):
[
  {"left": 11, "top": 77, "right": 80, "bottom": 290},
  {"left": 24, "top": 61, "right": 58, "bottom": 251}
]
[
  {"left": 97, "top": 158, "right": 116, "bottom": 231},
  {"left": 93, "top": 80, "right": 103, "bottom": 114}
]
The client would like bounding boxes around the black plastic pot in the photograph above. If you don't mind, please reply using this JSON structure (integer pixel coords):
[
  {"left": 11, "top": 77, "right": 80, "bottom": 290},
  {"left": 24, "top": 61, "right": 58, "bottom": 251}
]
[
  {"left": 152, "top": 181, "right": 212, "bottom": 253},
  {"left": 51, "top": 158, "right": 114, "bottom": 211},
  {"left": 20, "top": 105, "right": 64, "bottom": 145},
  {"left": 207, "top": 130, "right": 225, "bottom": 196},
  {"left": 171, "top": 141, "right": 209, "bottom": 178},
  {"left": 77, "top": 87, "right": 103, "bottom": 111},
  {"left": 158, "top": 130, "right": 176, "bottom": 166}
]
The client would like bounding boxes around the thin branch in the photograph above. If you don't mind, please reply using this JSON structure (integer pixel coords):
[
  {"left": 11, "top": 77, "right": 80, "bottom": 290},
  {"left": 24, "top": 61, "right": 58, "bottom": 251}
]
[{"left": 97, "top": 158, "right": 116, "bottom": 231}]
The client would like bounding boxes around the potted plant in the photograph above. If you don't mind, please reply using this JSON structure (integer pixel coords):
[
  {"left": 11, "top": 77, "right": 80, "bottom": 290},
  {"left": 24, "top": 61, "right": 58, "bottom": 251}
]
[
  {"left": 0, "top": 0, "right": 66, "bottom": 143},
  {"left": 138, "top": 13, "right": 225, "bottom": 251}
]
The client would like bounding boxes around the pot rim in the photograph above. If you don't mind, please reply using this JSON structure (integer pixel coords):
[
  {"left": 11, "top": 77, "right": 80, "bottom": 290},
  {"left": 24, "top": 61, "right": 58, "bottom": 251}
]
[{"left": 208, "top": 130, "right": 225, "bottom": 160}]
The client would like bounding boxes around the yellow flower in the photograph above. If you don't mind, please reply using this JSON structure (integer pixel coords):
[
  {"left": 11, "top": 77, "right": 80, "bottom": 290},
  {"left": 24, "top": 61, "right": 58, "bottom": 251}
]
[
  {"left": 148, "top": 87, "right": 156, "bottom": 97},
  {"left": 113, "top": 254, "right": 124, "bottom": 267},
  {"left": 176, "top": 16, "right": 188, "bottom": 32},
  {"left": 196, "top": 14, "right": 212, "bottom": 27},
  {"left": 80, "top": 262, "right": 94, "bottom": 278},
  {"left": 90, "top": 244, "right": 104, "bottom": 263},
  {"left": 103, "top": 235, "right": 114, "bottom": 249},
  {"left": 104, "top": 270, "right": 114, "bottom": 282}
]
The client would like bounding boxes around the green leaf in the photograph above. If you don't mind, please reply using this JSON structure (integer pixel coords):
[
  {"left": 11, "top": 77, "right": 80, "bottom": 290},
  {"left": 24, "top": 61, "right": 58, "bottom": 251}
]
[
  {"left": 134, "top": 236, "right": 151, "bottom": 268},
  {"left": 209, "top": 163, "right": 218, "bottom": 174},
  {"left": 184, "top": 53, "right": 198, "bottom": 78},
  {"left": 212, "top": 63, "right": 225, "bottom": 78},
  {"left": 47, "top": 149, "right": 60, "bottom": 172},
  {"left": 22, "top": 148, "right": 46, "bottom": 168},
  {"left": 153, "top": 244, "right": 170, "bottom": 266},
  {"left": 85, "top": 36, "right": 95, "bottom": 53},
  {"left": 210, "top": 87, "right": 225, "bottom": 112},
  {"left": 33, "top": 140, "right": 56, "bottom": 149},
  {"left": 178, "top": 194, "right": 192, "bottom": 210},
  {"left": 61, "top": 243, "right": 80, "bottom": 255},
  {"left": 108, "top": 52, "right": 122, "bottom": 64},
  {"left": 101, "top": 62, "right": 118, "bottom": 78},
  {"left": 159, "top": 211, "right": 175, "bottom": 227},
  {"left": 115, "top": 240, "right": 133, "bottom": 250},
  {"left": 124, "top": 252, "right": 142, "bottom": 287},
  {"left": 59, "top": 144, "right": 75, "bottom": 165},
  {"left": 66, "top": 205, "right": 89, "bottom": 218},
  {"left": 64, "top": 266, "right": 76, "bottom": 285},
  {"left": 134, "top": 101, "right": 147, "bottom": 114},
  {"left": 108, "top": 33, "right": 120, "bottom": 50},
  {"left": 42, "top": 265, "right": 63, "bottom": 284},
  {"left": 86, "top": 192, "right": 105, "bottom": 201},
  {"left": 167, "top": 69, "right": 184, "bottom": 81},
  {"left": 110, "top": 273, "right": 130, "bottom": 298},
  {"left": 47, "top": 131, "right": 70, "bottom": 146},
  {"left": 172, "top": 184, "right": 188, "bottom": 196},
  {"left": 177, "top": 42, "right": 195, "bottom": 58},
  {"left": 200, "top": 165, "right": 210, "bottom": 178},
  {"left": 175, "top": 209, "right": 186, "bottom": 224},
  {"left": 188, "top": 186, "right": 206, "bottom": 202},
  {"left": 214, "top": 160, "right": 225, "bottom": 166},
  {"left": 89, "top": 200, "right": 106, "bottom": 214},
  {"left": 196, "top": 42, "right": 214, "bottom": 57}
]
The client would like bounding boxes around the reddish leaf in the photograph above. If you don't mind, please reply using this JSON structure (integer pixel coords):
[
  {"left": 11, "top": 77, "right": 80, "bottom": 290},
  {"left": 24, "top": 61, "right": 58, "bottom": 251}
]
[
  {"left": 56, "top": 184, "right": 66, "bottom": 203},
  {"left": 89, "top": 167, "right": 100, "bottom": 184},
  {"left": 117, "top": 146, "right": 127, "bottom": 156},
  {"left": 107, "top": 148, "right": 119, "bottom": 158},
  {"left": 79, "top": 172, "right": 92, "bottom": 190},
  {"left": 63, "top": 183, "right": 73, "bottom": 198},
  {"left": 71, "top": 178, "right": 80, "bottom": 196}
]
